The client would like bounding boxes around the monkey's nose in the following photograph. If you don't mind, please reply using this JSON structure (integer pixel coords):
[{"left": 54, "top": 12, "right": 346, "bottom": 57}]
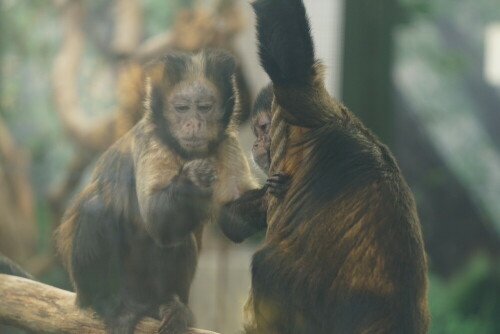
[{"left": 185, "top": 120, "right": 202, "bottom": 131}]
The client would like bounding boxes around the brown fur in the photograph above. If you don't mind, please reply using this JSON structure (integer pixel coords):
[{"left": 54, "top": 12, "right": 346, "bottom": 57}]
[{"left": 239, "top": 0, "right": 430, "bottom": 333}]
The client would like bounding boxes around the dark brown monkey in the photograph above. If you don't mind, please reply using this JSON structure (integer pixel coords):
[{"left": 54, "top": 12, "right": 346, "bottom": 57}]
[
  {"left": 218, "top": 85, "right": 289, "bottom": 243},
  {"left": 235, "top": 0, "right": 430, "bottom": 333},
  {"left": 55, "top": 49, "right": 257, "bottom": 334}
]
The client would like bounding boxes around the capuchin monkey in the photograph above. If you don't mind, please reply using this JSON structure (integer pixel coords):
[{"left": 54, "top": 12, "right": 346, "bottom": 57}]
[
  {"left": 56, "top": 49, "right": 258, "bottom": 334},
  {"left": 235, "top": 0, "right": 431, "bottom": 333}
]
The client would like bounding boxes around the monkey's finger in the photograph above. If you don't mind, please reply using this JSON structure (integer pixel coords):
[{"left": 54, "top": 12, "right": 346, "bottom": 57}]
[
  {"left": 266, "top": 178, "right": 286, "bottom": 185},
  {"left": 270, "top": 172, "right": 291, "bottom": 180},
  {"left": 266, "top": 176, "right": 290, "bottom": 186}
]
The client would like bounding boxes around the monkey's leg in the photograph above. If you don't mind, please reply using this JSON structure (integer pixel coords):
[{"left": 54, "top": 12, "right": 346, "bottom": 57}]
[
  {"left": 69, "top": 194, "right": 139, "bottom": 332},
  {"left": 158, "top": 296, "right": 195, "bottom": 334}
]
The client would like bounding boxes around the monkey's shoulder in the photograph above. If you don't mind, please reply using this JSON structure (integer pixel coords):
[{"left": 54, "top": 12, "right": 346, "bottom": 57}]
[{"left": 91, "top": 133, "right": 135, "bottom": 182}]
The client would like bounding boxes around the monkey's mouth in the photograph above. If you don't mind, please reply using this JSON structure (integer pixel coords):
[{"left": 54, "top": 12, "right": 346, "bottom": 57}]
[{"left": 181, "top": 137, "right": 205, "bottom": 148}]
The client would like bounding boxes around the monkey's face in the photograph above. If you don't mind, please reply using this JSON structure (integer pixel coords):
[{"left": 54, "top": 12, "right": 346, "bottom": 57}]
[
  {"left": 166, "top": 80, "right": 222, "bottom": 157},
  {"left": 252, "top": 110, "right": 271, "bottom": 172},
  {"left": 148, "top": 50, "right": 237, "bottom": 159}
]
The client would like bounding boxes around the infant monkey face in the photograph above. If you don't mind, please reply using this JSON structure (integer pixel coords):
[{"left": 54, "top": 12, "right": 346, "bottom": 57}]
[{"left": 252, "top": 110, "right": 271, "bottom": 172}]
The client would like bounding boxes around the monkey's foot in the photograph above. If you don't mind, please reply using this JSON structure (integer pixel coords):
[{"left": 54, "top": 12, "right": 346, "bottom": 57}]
[{"left": 158, "top": 299, "right": 194, "bottom": 334}]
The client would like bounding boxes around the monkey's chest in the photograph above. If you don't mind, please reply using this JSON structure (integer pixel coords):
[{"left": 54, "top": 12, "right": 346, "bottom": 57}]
[{"left": 213, "top": 175, "right": 243, "bottom": 205}]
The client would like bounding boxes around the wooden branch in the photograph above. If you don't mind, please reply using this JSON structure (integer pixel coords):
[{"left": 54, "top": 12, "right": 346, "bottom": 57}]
[{"left": 0, "top": 274, "right": 220, "bottom": 334}]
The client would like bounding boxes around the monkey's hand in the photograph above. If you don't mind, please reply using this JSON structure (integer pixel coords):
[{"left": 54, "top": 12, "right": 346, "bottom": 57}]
[
  {"left": 181, "top": 159, "right": 217, "bottom": 189},
  {"left": 266, "top": 172, "right": 291, "bottom": 198}
]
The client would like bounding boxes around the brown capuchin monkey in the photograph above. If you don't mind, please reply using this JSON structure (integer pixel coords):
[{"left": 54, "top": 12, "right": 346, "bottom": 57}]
[
  {"left": 219, "top": 0, "right": 430, "bottom": 333},
  {"left": 235, "top": 0, "right": 430, "bottom": 333},
  {"left": 56, "top": 49, "right": 258, "bottom": 334}
]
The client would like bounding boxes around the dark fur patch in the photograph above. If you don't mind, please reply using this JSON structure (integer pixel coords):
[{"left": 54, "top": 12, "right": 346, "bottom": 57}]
[
  {"left": 71, "top": 190, "right": 124, "bottom": 313},
  {"left": 219, "top": 187, "right": 268, "bottom": 243},
  {"left": 252, "top": 0, "right": 316, "bottom": 87},
  {"left": 252, "top": 83, "right": 274, "bottom": 118},
  {"left": 295, "top": 123, "right": 393, "bottom": 205},
  {"left": 142, "top": 174, "right": 212, "bottom": 247},
  {"left": 203, "top": 49, "right": 237, "bottom": 130},
  {"left": 161, "top": 52, "right": 191, "bottom": 86}
]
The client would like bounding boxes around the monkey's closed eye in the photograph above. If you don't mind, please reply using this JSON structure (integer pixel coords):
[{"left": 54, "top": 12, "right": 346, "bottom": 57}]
[
  {"left": 197, "top": 104, "right": 213, "bottom": 113},
  {"left": 175, "top": 105, "right": 190, "bottom": 113}
]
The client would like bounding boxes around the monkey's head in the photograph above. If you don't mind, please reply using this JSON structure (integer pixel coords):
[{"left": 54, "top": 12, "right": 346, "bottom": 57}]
[
  {"left": 146, "top": 50, "right": 238, "bottom": 159},
  {"left": 251, "top": 84, "right": 273, "bottom": 172}
]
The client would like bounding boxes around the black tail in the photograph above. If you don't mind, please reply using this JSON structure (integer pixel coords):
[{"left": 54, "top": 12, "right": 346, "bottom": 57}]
[{"left": 252, "top": 0, "right": 316, "bottom": 87}]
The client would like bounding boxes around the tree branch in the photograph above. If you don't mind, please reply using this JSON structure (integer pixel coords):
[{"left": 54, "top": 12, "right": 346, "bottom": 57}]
[{"left": 0, "top": 274, "right": 220, "bottom": 334}]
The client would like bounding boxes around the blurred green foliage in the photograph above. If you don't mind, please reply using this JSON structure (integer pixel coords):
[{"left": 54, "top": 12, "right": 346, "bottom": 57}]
[{"left": 429, "top": 255, "right": 500, "bottom": 334}]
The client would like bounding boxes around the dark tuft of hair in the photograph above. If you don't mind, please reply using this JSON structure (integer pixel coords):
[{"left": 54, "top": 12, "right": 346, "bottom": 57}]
[
  {"left": 203, "top": 49, "right": 237, "bottom": 129},
  {"left": 161, "top": 52, "right": 191, "bottom": 86},
  {"left": 252, "top": 0, "right": 316, "bottom": 87},
  {"left": 252, "top": 83, "right": 274, "bottom": 118}
]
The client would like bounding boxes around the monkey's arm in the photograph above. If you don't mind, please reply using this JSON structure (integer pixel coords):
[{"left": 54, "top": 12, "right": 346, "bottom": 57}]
[
  {"left": 136, "top": 155, "right": 213, "bottom": 247},
  {"left": 212, "top": 135, "right": 265, "bottom": 242},
  {"left": 253, "top": 0, "right": 335, "bottom": 128},
  {"left": 219, "top": 173, "right": 290, "bottom": 243},
  {"left": 218, "top": 187, "right": 268, "bottom": 243}
]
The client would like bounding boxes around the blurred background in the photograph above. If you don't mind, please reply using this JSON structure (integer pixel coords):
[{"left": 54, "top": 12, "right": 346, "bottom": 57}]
[{"left": 0, "top": 0, "right": 499, "bottom": 333}]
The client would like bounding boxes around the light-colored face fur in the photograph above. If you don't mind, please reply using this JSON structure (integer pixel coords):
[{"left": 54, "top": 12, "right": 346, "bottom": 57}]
[{"left": 165, "top": 79, "right": 222, "bottom": 156}]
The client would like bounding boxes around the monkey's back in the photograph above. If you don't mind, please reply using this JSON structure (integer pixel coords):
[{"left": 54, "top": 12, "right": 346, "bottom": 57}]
[{"left": 249, "top": 118, "right": 429, "bottom": 334}]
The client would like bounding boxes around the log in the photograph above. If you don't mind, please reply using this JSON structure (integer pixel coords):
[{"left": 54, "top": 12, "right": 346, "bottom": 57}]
[{"left": 0, "top": 274, "right": 219, "bottom": 334}]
